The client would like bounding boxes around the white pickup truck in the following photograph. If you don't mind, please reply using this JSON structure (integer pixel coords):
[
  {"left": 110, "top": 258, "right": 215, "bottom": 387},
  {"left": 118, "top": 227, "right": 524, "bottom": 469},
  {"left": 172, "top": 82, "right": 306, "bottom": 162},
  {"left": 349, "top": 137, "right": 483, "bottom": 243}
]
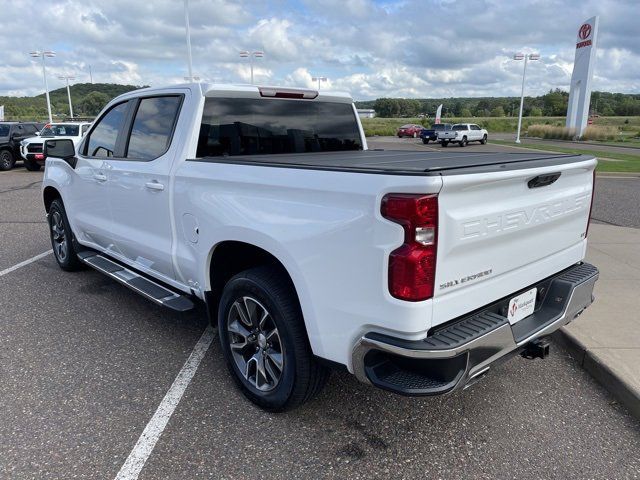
[
  {"left": 21, "top": 122, "right": 91, "bottom": 171},
  {"left": 438, "top": 123, "right": 488, "bottom": 147},
  {"left": 42, "top": 83, "right": 598, "bottom": 411}
]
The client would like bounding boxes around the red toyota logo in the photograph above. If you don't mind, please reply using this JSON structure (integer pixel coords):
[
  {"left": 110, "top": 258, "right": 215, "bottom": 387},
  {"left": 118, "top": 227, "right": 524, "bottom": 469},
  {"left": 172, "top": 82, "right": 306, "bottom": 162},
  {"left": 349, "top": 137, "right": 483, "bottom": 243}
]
[
  {"left": 510, "top": 300, "right": 518, "bottom": 317},
  {"left": 579, "top": 23, "right": 591, "bottom": 40}
]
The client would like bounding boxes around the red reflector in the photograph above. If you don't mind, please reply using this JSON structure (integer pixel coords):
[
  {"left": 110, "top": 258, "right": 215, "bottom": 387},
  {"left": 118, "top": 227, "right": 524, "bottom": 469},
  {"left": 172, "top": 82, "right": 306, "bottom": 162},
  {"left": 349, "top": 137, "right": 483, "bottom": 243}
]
[
  {"left": 35, "top": 153, "right": 44, "bottom": 160},
  {"left": 382, "top": 194, "right": 438, "bottom": 301}
]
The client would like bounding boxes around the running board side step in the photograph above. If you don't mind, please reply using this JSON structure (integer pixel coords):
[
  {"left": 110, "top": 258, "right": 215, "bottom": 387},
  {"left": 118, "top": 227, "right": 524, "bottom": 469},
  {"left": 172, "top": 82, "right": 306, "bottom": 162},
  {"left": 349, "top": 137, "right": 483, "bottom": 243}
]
[{"left": 77, "top": 251, "right": 195, "bottom": 312}]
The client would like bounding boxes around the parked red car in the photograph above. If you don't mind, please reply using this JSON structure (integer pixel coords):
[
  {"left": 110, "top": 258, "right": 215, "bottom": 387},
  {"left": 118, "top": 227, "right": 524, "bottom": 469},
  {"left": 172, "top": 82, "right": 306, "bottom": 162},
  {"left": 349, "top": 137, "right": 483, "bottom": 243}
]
[{"left": 396, "top": 124, "right": 423, "bottom": 138}]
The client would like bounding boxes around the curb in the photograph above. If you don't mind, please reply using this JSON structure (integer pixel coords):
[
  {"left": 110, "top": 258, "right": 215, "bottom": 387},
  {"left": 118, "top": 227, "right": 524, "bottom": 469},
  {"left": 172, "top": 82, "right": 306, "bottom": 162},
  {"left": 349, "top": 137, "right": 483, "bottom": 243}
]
[
  {"left": 552, "top": 329, "right": 640, "bottom": 421},
  {"left": 596, "top": 172, "right": 640, "bottom": 178}
]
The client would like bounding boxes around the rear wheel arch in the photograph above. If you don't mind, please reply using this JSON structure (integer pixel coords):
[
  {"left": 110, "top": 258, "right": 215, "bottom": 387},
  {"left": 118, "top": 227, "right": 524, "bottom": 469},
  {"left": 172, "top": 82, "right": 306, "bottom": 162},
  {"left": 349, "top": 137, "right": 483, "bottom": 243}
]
[{"left": 207, "top": 241, "right": 303, "bottom": 324}]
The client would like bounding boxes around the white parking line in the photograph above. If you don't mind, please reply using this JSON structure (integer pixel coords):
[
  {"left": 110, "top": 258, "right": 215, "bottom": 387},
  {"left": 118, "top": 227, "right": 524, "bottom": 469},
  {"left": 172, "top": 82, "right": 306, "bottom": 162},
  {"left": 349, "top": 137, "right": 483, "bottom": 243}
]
[
  {"left": 114, "top": 325, "right": 216, "bottom": 480},
  {"left": 0, "top": 250, "right": 52, "bottom": 277}
]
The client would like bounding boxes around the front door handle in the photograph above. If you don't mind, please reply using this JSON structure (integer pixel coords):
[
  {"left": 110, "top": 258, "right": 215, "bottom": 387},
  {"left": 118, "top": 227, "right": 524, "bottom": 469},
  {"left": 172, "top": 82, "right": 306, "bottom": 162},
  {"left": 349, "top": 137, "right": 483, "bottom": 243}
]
[
  {"left": 145, "top": 181, "right": 165, "bottom": 191},
  {"left": 93, "top": 173, "right": 107, "bottom": 182}
]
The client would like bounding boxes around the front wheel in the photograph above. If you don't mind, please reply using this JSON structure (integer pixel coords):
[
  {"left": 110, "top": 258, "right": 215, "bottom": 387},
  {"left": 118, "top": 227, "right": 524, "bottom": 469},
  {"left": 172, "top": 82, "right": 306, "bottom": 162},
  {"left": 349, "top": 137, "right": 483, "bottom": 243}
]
[
  {"left": 480, "top": 134, "right": 487, "bottom": 145},
  {"left": 48, "top": 199, "right": 82, "bottom": 271},
  {"left": 0, "top": 150, "right": 15, "bottom": 171},
  {"left": 218, "top": 265, "right": 330, "bottom": 411},
  {"left": 24, "top": 158, "right": 42, "bottom": 171}
]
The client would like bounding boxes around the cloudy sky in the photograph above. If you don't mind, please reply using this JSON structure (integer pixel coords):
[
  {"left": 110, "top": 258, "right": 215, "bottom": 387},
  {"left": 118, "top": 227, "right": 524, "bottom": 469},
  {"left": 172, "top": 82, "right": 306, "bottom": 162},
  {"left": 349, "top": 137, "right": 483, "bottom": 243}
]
[{"left": 1, "top": 0, "right": 638, "bottom": 100}]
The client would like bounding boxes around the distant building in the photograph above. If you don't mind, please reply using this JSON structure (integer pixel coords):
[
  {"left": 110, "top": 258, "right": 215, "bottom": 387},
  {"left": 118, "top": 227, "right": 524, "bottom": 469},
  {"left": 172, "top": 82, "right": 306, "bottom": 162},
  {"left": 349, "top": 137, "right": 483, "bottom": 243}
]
[{"left": 357, "top": 109, "right": 376, "bottom": 119}]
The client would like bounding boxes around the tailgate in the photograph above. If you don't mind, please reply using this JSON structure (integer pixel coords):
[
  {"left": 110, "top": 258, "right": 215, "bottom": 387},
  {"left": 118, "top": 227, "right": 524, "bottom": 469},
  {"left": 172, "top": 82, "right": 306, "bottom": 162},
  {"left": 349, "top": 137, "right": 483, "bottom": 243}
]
[{"left": 432, "top": 157, "right": 596, "bottom": 326}]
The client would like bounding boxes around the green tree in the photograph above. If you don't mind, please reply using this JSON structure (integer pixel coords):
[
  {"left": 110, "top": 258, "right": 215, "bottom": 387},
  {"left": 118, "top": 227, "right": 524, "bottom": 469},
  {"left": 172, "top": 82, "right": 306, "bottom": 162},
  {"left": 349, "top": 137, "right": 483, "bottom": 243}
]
[
  {"left": 490, "top": 106, "right": 505, "bottom": 117},
  {"left": 78, "top": 91, "right": 110, "bottom": 116},
  {"left": 530, "top": 107, "right": 543, "bottom": 116},
  {"left": 460, "top": 107, "right": 473, "bottom": 117}
]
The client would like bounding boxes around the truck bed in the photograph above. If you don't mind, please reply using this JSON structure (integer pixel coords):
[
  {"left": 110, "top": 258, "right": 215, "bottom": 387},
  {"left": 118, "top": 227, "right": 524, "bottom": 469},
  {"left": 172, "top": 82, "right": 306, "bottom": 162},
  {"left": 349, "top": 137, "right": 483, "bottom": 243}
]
[{"left": 191, "top": 150, "right": 593, "bottom": 176}]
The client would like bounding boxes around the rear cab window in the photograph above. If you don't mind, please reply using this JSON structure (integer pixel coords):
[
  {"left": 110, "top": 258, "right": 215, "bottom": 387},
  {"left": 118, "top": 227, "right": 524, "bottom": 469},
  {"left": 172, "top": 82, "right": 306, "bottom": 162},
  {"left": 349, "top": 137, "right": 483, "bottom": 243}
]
[
  {"left": 126, "top": 96, "right": 182, "bottom": 160},
  {"left": 196, "top": 97, "right": 362, "bottom": 157}
]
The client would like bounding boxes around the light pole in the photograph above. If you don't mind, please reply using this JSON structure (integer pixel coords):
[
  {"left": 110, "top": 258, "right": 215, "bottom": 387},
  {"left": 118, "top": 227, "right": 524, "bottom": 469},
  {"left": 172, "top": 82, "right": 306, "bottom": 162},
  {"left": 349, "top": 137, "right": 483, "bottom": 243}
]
[
  {"left": 88, "top": 64, "right": 93, "bottom": 84},
  {"left": 30, "top": 50, "right": 56, "bottom": 123},
  {"left": 311, "top": 76, "right": 327, "bottom": 90},
  {"left": 239, "top": 51, "right": 264, "bottom": 84},
  {"left": 58, "top": 75, "right": 75, "bottom": 119},
  {"left": 513, "top": 52, "right": 539, "bottom": 143},
  {"left": 184, "top": 0, "right": 195, "bottom": 81}
]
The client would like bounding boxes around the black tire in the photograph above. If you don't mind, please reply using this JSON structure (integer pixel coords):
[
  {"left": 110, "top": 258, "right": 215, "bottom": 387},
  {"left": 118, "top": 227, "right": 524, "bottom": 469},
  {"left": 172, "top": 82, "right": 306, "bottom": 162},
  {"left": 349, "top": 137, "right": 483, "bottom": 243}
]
[
  {"left": 48, "top": 199, "right": 82, "bottom": 271},
  {"left": 422, "top": 138, "right": 429, "bottom": 144},
  {"left": 24, "top": 158, "right": 42, "bottom": 171},
  {"left": 397, "top": 134, "right": 402, "bottom": 138},
  {"left": 480, "top": 134, "right": 487, "bottom": 145},
  {"left": 218, "top": 265, "right": 329, "bottom": 412},
  {"left": 441, "top": 140, "right": 448, "bottom": 147},
  {"left": 0, "top": 149, "right": 15, "bottom": 171},
  {"left": 459, "top": 136, "right": 467, "bottom": 147}
]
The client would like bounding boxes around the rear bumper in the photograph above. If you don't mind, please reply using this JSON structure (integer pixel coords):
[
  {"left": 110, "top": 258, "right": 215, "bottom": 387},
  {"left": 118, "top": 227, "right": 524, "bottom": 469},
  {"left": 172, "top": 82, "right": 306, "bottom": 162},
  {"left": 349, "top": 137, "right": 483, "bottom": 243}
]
[{"left": 351, "top": 262, "right": 598, "bottom": 396}]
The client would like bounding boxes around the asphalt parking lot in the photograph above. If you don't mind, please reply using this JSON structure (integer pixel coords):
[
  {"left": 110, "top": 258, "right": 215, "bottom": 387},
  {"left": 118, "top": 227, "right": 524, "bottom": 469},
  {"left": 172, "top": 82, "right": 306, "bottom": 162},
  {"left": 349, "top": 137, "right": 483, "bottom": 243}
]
[{"left": 2, "top": 154, "right": 640, "bottom": 479}]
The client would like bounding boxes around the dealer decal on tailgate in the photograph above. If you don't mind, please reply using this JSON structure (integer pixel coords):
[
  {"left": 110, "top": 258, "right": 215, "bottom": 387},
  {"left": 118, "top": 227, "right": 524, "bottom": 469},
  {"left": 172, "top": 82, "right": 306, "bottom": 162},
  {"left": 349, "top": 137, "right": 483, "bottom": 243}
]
[{"left": 507, "top": 287, "right": 537, "bottom": 325}]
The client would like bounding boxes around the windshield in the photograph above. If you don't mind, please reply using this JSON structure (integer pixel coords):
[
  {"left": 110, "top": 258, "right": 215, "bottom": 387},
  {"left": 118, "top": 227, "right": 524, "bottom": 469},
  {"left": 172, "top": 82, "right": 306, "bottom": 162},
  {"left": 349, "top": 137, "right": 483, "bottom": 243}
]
[
  {"left": 40, "top": 124, "right": 80, "bottom": 137},
  {"left": 197, "top": 98, "right": 362, "bottom": 157},
  {"left": 0, "top": 124, "right": 10, "bottom": 136},
  {"left": 452, "top": 125, "right": 467, "bottom": 131}
]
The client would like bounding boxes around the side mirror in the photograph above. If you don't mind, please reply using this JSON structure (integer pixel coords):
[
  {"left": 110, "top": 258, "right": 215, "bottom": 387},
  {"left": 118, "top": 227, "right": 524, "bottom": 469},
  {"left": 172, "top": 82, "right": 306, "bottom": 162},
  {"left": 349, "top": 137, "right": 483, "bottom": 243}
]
[{"left": 44, "top": 139, "right": 77, "bottom": 168}]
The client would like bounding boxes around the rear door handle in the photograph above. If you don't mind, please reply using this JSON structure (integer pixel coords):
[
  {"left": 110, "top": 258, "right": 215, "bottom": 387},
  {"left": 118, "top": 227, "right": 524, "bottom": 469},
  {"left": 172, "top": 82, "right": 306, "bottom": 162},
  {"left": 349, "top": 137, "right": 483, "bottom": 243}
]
[
  {"left": 145, "top": 181, "right": 165, "bottom": 191},
  {"left": 93, "top": 173, "right": 107, "bottom": 182}
]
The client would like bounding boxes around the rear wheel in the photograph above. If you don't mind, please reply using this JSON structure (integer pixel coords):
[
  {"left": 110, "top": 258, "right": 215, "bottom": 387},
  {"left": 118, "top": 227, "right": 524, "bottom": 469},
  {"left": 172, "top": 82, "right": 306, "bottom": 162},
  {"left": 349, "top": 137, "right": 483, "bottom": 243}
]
[
  {"left": 24, "top": 158, "right": 41, "bottom": 171},
  {"left": 0, "top": 150, "right": 15, "bottom": 171},
  {"left": 480, "top": 134, "right": 487, "bottom": 145},
  {"left": 441, "top": 140, "right": 448, "bottom": 147},
  {"left": 48, "top": 199, "right": 82, "bottom": 271},
  {"left": 218, "top": 265, "right": 330, "bottom": 411},
  {"left": 422, "top": 138, "right": 429, "bottom": 144},
  {"left": 459, "top": 136, "right": 467, "bottom": 147}
]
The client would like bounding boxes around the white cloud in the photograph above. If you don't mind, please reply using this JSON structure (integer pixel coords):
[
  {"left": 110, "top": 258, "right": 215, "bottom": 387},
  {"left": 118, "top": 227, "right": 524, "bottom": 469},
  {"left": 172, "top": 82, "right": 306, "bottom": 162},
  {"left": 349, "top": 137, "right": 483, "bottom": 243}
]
[{"left": 0, "top": 0, "right": 638, "bottom": 100}]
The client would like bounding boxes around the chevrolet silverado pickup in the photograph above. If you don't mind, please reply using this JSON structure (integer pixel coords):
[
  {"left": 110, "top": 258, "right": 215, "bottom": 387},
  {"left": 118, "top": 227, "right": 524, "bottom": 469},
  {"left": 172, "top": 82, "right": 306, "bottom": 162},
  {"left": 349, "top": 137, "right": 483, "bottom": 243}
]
[{"left": 41, "top": 83, "right": 599, "bottom": 411}]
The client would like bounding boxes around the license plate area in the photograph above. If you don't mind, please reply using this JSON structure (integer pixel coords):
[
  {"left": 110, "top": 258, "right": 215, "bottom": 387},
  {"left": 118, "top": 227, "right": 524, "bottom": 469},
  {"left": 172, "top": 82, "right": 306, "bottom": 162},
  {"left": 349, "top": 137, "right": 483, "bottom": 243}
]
[{"left": 507, "top": 287, "right": 537, "bottom": 325}]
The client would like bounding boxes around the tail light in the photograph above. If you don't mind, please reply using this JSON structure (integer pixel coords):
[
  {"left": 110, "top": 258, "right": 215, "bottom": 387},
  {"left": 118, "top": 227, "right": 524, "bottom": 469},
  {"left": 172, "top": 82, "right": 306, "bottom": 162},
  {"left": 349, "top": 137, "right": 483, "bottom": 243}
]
[{"left": 381, "top": 194, "right": 438, "bottom": 301}]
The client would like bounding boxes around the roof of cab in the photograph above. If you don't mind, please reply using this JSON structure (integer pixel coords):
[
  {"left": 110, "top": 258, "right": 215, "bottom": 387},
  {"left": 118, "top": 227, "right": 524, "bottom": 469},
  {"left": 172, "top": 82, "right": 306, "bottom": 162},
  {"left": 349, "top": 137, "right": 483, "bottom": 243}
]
[{"left": 112, "top": 82, "right": 354, "bottom": 104}]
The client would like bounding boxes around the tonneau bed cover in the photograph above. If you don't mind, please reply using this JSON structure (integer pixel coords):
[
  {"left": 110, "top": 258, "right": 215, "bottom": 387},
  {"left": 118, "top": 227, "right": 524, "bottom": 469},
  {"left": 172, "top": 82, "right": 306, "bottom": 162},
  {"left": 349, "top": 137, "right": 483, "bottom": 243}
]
[{"left": 191, "top": 150, "right": 594, "bottom": 176}]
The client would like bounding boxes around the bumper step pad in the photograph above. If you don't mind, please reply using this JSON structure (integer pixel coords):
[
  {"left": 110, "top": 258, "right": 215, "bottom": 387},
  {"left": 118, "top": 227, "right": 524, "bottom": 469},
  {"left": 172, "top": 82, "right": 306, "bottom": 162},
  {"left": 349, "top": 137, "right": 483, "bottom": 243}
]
[
  {"left": 357, "top": 262, "right": 599, "bottom": 396},
  {"left": 77, "top": 250, "right": 195, "bottom": 312}
]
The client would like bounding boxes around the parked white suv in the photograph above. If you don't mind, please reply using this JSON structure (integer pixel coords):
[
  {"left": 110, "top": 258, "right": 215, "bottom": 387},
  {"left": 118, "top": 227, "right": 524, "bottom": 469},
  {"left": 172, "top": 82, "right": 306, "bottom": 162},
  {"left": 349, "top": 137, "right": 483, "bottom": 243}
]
[
  {"left": 41, "top": 83, "right": 598, "bottom": 411},
  {"left": 438, "top": 123, "right": 488, "bottom": 147},
  {"left": 21, "top": 122, "right": 91, "bottom": 171}
]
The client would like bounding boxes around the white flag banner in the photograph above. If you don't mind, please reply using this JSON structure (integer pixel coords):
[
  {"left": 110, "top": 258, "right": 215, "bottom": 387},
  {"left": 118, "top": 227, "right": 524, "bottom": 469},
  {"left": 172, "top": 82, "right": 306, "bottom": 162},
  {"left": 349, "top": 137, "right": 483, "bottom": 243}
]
[
  {"left": 435, "top": 104, "right": 442, "bottom": 124},
  {"left": 0, "top": 105, "right": 4, "bottom": 121}
]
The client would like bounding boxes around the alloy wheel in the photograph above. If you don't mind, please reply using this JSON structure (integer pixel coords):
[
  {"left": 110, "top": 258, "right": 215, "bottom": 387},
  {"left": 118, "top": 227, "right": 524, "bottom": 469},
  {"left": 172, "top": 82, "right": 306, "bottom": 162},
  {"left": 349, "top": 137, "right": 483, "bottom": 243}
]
[
  {"left": 227, "top": 296, "right": 284, "bottom": 392},
  {"left": 51, "top": 211, "right": 68, "bottom": 262}
]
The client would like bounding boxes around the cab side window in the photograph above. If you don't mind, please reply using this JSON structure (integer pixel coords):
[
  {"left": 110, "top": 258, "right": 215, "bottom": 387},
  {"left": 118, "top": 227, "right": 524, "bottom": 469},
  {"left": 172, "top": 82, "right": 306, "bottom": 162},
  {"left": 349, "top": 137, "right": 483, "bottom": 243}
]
[
  {"left": 126, "top": 96, "right": 182, "bottom": 161},
  {"left": 85, "top": 101, "right": 129, "bottom": 157}
]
